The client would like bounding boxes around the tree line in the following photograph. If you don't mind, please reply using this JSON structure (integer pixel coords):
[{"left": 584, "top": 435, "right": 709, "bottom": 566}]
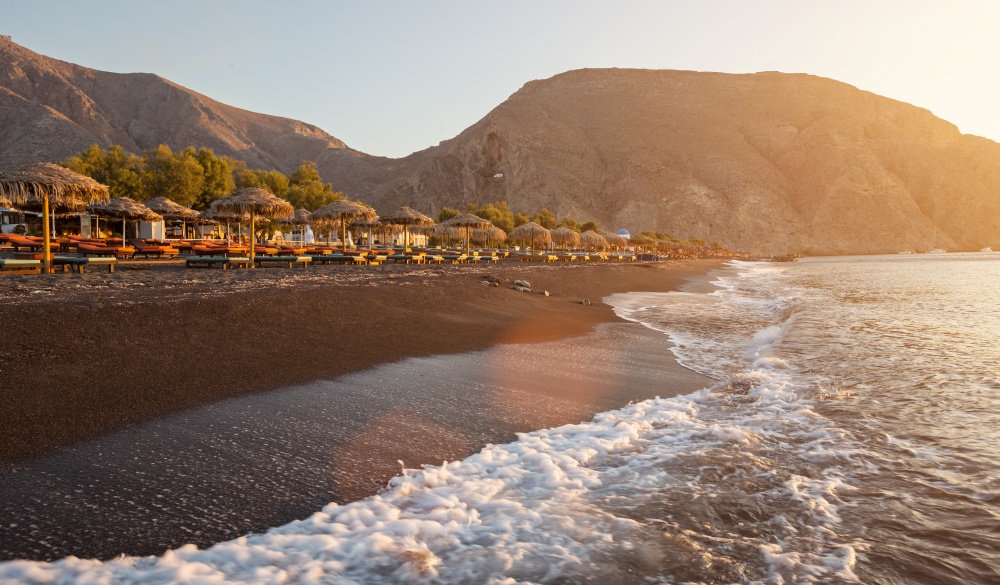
[{"left": 63, "top": 145, "right": 344, "bottom": 211}]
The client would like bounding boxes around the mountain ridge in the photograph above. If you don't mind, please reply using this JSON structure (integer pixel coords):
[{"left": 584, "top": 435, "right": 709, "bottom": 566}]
[{"left": 2, "top": 39, "right": 999, "bottom": 254}]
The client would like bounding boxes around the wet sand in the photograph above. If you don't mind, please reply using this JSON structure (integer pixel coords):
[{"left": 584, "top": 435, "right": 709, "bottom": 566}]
[{"left": 0, "top": 259, "right": 718, "bottom": 560}]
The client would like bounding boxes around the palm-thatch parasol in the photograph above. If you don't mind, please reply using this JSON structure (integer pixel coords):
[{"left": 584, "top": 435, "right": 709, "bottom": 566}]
[
  {"left": 88, "top": 197, "right": 163, "bottom": 244},
  {"left": 472, "top": 224, "right": 507, "bottom": 248},
  {"left": 580, "top": 230, "right": 608, "bottom": 250},
  {"left": 15, "top": 196, "right": 88, "bottom": 238},
  {"left": 0, "top": 195, "right": 12, "bottom": 209},
  {"left": 550, "top": 226, "right": 581, "bottom": 250},
  {"left": 0, "top": 163, "right": 110, "bottom": 272},
  {"left": 211, "top": 188, "right": 294, "bottom": 266},
  {"left": 509, "top": 221, "right": 552, "bottom": 251},
  {"left": 440, "top": 213, "right": 492, "bottom": 254},
  {"left": 279, "top": 208, "right": 312, "bottom": 245},
  {"left": 630, "top": 233, "right": 655, "bottom": 253},
  {"left": 310, "top": 200, "right": 377, "bottom": 252},
  {"left": 145, "top": 197, "right": 199, "bottom": 240},
  {"left": 198, "top": 207, "right": 247, "bottom": 240},
  {"left": 380, "top": 206, "right": 434, "bottom": 250},
  {"left": 605, "top": 233, "right": 627, "bottom": 250}
]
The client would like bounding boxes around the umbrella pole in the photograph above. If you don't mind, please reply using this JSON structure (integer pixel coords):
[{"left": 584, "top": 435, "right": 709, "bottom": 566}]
[
  {"left": 249, "top": 215, "right": 256, "bottom": 269},
  {"left": 42, "top": 196, "right": 52, "bottom": 274},
  {"left": 465, "top": 227, "right": 470, "bottom": 255},
  {"left": 341, "top": 218, "right": 348, "bottom": 253},
  {"left": 122, "top": 217, "right": 126, "bottom": 246}
]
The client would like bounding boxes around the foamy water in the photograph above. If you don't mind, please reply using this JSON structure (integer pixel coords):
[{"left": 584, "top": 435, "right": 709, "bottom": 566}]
[{"left": 3, "top": 254, "right": 999, "bottom": 583}]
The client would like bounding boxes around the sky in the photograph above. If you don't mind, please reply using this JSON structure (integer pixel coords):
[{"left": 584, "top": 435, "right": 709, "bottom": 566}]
[{"left": 4, "top": 0, "right": 1000, "bottom": 158}]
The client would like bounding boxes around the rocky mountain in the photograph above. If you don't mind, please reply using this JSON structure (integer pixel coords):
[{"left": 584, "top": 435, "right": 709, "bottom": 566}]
[
  {"left": 0, "top": 37, "right": 390, "bottom": 193},
  {"left": 3, "top": 37, "right": 998, "bottom": 254},
  {"left": 367, "top": 69, "right": 1000, "bottom": 255}
]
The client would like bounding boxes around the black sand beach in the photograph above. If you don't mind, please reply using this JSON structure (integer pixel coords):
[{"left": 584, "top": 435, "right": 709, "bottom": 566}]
[{"left": 0, "top": 260, "right": 718, "bottom": 560}]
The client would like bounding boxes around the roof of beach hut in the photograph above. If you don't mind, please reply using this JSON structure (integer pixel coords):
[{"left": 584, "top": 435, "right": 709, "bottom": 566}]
[
  {"left": 88, "top": 197, "right": 162, "bottom": 221},
  {"left": 0, "top": 163, "right": 110, "bottom": 208},
  {"left": 550, "top": 226, "right": 581, "bottom": 248},
  {"left": 144, "top": 197, "right": 200, "bottom": 220},
  {"left": 509, "top": 222, "right": 552, "bottom": 246}
]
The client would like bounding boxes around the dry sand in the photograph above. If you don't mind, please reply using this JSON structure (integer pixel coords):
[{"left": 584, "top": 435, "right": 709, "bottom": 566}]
[{"left": 0, "top": 259, "right": 719, "bottom": 560}]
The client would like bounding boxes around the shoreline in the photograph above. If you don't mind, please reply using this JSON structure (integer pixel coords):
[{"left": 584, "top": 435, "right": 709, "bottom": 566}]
[{"left": 0, "top": 260, "right": 721, "bottom": 466}]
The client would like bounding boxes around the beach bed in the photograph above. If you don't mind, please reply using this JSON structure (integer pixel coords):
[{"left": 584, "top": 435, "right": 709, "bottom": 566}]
[
  {"left": 0, "top": 259, "right": 42, "bottom": 274},
  {"left": 309, "top": 254, "right": 369, "bottom": 265},
  {"left": 254, "top": 255, "right": 312, "bottom": 268},
  {"left": 185, "top": 256, "right": 250, "bottom": 269},
  {"left": 53, "top": 256, "right": 116, "bottom": 273},
  {"left": 516, "top": 253, "right": 558, "bottom": 262}
]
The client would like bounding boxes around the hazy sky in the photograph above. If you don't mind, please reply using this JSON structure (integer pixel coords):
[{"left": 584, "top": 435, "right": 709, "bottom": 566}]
[{"left": 5, "top": 1, "right": 999, "bottom": 158}]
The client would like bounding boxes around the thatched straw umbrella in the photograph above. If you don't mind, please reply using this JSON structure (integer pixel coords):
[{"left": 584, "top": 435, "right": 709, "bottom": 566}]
[
  {"left": 605, "top": 233, "right": 627, "bottom": 250},
  {"left": 278, "top": 208, "right": 312, "bottom": 245},
  {"left": 509, "top": 221, "right": 552, "bottom": 251},
  {"left": 16, "top": 196, "right": 87, "bottom": 238},
  {"left": 145, "top": 197, "right": 199, "bottom": 239},
  {"left": 550, "top": 226, "right": 581, "bottom": 250},
  {"left": 441, "top": 213, "right": 492, "bottom": 254},
  {"left": 0, "top": 195, "right": 12, "bottom": 209},
  {"left": 631, "top": 233, "right": 655, "bottom": 254},
  {"left": 472, "top": 224, "right": 507, "bottom": 248},
  {"left": 211, "top": 188, "right": 294, "bottom": 266},
  {"left": 88, "top": 197, "right": 163, "bottom": 244},
  {"left": 0, "top": 163, "right": 110, "bottom": 272},
  {"left": 199, "top": 207, "right": 247, "bottom": 240},
  {"left": 580, "top": 230, "right": 608, "bottom": 251},
  {"left": 380, "top": 206, "right": 434, "bottom": 250},
  {"left": 433, "top": 223, "right": 464, "bottom": 247},
  {"left": 310, "top": 200, "right": 377, "bottom": 253}
]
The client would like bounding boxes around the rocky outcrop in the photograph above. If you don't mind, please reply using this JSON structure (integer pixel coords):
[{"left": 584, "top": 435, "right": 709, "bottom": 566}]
[{"left": 366, "top": 69, "right": 1000, "bottom": 255}]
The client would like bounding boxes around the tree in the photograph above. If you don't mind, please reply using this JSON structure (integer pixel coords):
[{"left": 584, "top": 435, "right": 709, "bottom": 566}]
[
  {"left": 468, "top": 201, "right": 514, "bottom": 233},
  {"left": 192, "top": 148, "right": 237, "bottom": 210},
  {"left": 513, "top": 212, "right": 530, "bottom": 227},
  {"left": 559, "top": 215, "right": 580, "bottom": 232},
  {"left": 439, "top": 207, "right": 460, "bottom": 222},
  {"left": 284, "top": 161, "right": 343, "bottom": 211},
  {"left": 63, "top": 144, "right": 143, "bottom": 199},
  {"left": 580, "top": 221, "right": 599, "bottom": 233},
  {"left": 235, "top": 168, "right": 290, "bottom": 197},
  {"left": 141, "top": 145, "right": 205, "bottom": 207},
  {"left": 530, "top": 208, "right": 558, "bottom": 229}
]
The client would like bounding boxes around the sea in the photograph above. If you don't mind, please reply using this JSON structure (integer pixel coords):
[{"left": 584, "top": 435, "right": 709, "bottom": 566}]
[{"left": 1, "top": 253, "right": 998, "bottom": 584}]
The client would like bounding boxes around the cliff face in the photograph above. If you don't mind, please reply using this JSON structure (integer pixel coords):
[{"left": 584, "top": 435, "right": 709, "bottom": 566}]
[
  {"left": 0, "top": 38, "right": 390, "bottom": 192},
  {"left": 366, "top": 69, "right": 1000, "bottom": 254},
  {"left": 3, "top": 37, "right": 998, "bottom": 255}
]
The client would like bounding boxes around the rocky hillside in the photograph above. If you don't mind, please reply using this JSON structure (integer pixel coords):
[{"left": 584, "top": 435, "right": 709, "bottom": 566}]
[
  {"left": 0, "top": 37, "right": 391, "bottom": 192},
  {"left": 369, "top": 69, "right": 1000, "bottom": 255},
  {"left": 3, "top": 37, "right": 998, "bottom": 254}
]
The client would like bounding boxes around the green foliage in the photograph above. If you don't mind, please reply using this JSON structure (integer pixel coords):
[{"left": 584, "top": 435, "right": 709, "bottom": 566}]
[
  {"left": 141, "top": 145, "right": 204, "bottom": 207},
  {"left": 234, "top": 168, "right": 290, "bottom": 198},
  {"left": 530, "top": 208, "right": 558, "bottom": 229},
  {"left": 284, "top": 161, "right": 343, "bottom": 211},
  {"left": 439, "top": 207, "right": 460, "bottom": 222},
  {"left": 63, "top": 144, "right": 143, "bottom": 199},
  {"left": 559, "top": 216, "right": 580, "bottom": 232},
  {"left": 193, "top": 148, "right": 238, "bottom": 210},
  {"left": 467, "top": 201, "right": 514, "bottom": 233},
  {"left": 580, "top": 221, "right": 599, "bottom": 233},
  {"left": 513, "top": 212, "right": 530, "bottom": 227}
]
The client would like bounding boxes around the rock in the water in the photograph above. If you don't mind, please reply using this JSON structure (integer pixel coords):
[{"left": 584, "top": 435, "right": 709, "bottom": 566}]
[
  {"left": 514, "top": 286, "right": 531, "bottom": 293},
  {"left": 581, "top": 299, "right": 592, "bottom": 306},
  {"left": 513, "top": 279, "right": 531, "bottom": 288}
]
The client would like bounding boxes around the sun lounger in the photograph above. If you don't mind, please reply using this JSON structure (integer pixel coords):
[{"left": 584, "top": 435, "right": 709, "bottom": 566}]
[
  {"left": 0, "top": 259, "right": 42, "bottom": 274},
  {"left": 439, "top": 254, "right": 468, "bottom": 264},
  {"left": 309, "top": 254, "right": 368, "bottom": 265},
  {"left": 254, "top": 255, "right": 312, "bottom": 268},
  {"left": 53, "top": 256, "right": 116, "bottom": 273},
  {"left": 78, "top": 243, "right": 135, "bottom": 259},
  {"left": 185, "top": 256, "right": 250, "bottom": 269},
  {"left": 516, "top": 253, "right": 557, "bottom": 262},
  {"left": 7, "top": 236, "right": 44, "bottom": 251}
]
